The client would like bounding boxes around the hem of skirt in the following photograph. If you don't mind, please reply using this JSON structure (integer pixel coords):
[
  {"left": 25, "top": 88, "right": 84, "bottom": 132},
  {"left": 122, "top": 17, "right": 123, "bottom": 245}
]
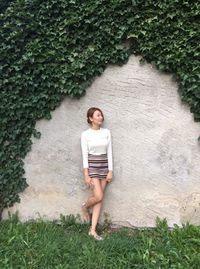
[
  {"left": 88, "top": 153, "right": 107, "bottom": 156},
  {"left": 89, "top": 175, "right": 107, "bottom": 179}
]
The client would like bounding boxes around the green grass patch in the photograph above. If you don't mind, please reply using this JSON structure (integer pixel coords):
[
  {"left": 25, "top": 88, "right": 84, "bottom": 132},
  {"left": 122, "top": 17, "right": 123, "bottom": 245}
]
[{"left": 0, "top": 213, "right": 200, "bottom": 269}]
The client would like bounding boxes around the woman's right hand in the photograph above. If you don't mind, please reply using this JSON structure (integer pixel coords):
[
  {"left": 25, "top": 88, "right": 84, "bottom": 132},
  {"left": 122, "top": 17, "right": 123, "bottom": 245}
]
[{"left": 85, "top": 175, "right": 92, "bottom": 188}]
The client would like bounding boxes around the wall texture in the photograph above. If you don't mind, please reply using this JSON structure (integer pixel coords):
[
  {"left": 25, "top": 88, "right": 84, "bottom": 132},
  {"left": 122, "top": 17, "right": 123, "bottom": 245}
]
[{"left": 3, "top": 55, "right": 200, "bottom": 227}]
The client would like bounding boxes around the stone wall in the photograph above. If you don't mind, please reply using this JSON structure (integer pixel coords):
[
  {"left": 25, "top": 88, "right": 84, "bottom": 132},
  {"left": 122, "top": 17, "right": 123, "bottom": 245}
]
[{"left": 3, "top": 55, "right": 200, "bottom": 227}]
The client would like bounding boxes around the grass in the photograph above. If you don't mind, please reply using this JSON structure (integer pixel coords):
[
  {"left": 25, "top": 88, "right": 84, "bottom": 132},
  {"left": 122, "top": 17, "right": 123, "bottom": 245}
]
[{"left": 0, "top": 213, "right": 200, "bottom": 269}]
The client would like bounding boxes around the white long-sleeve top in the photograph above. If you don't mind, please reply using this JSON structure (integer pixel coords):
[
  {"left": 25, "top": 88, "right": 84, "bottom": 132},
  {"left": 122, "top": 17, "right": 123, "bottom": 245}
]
[{"left": 81, "top": 127, "right": 113, "bottom": 171}]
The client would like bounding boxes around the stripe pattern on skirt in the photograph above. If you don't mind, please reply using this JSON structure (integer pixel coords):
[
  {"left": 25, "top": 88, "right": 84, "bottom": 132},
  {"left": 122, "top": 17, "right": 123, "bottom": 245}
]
[{"left": 88, "top": 153, "right": 108, "bottom": 179}]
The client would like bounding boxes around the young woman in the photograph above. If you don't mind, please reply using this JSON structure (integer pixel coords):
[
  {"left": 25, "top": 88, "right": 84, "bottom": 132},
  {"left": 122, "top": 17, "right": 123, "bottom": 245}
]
[{"left": 81, "top": 107, "right": 113, "bottom": 240}]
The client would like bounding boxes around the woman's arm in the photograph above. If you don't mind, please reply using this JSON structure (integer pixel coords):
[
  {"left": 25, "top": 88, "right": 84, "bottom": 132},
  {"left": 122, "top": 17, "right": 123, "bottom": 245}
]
[
  {"left": 107, "top": 129, "right": 113, "bottom": 171},
  {"left": 81, "top": 132, "right": 92, "bottom": 187},
  {"left": 83, "top": 168, "right": 89, "bottom": 177},
  {"left": 81, "top": 132, "right": 89, "bottom": 169}
]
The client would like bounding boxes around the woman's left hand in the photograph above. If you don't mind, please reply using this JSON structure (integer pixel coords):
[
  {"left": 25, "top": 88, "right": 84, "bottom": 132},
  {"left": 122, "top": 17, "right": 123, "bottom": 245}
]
[{"left": 106, "top": 171, "right": 113, "bottom": 183}]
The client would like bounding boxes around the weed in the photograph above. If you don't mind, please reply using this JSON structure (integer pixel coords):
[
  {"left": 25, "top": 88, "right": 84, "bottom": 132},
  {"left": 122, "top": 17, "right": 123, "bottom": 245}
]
[{"left": 0, "top": 214, "right": 200, "bottom": 268}]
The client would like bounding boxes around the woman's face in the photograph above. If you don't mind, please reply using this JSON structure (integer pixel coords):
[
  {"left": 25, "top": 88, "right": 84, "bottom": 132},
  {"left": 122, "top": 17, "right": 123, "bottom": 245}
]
[{"left": 90, "top": 110, "right": 103, "bottom": 126}]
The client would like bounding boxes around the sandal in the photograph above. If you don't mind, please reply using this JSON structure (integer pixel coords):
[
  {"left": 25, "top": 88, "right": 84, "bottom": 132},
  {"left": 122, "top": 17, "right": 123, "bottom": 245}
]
[
  {"left": 88, "top": 229, "right": 103, "bottom": 241},
  {"left": 82, "top": 203, "right": 90, "bottom": 222}
]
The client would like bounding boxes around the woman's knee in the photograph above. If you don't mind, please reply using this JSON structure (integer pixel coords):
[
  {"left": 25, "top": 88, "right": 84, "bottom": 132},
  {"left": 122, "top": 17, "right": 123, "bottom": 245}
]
[{"left": 95, "top": 193, "right": 103, "bottom": 203}]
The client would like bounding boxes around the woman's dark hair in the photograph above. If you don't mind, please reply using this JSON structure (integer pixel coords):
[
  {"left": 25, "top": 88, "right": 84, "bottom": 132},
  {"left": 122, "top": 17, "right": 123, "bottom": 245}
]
[{"left": 87, "top": 107, "right": 104, "bottom": 124}]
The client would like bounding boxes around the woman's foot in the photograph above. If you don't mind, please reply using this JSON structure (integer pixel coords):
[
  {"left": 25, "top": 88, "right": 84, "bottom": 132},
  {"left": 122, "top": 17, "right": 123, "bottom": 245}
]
[
  {"left": 88, "top": 228, "right": 103, "bottom": 241},
  {"left": 82, "top": 203, "right": 90, "bottom": 222}
]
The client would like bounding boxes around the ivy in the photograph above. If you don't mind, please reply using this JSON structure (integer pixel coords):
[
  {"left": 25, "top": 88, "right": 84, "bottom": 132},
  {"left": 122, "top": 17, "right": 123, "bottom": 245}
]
[{"left": 0, "top": 0, "right": 199, "bottom": 212}]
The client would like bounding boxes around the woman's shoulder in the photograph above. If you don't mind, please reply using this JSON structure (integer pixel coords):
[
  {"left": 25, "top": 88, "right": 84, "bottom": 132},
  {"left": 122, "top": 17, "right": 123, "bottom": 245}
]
[
  {"left": 81, "top": 127, "right": 111, "bottom": 135},
  {"left": 101, "top": 127, "right": 111, "bottom": 135},
  {"left": 81, "top": 128, "right": 91, "bottom": 136},
  {"left": 101, "top": 127, "right": 111, "bottom": 132}
]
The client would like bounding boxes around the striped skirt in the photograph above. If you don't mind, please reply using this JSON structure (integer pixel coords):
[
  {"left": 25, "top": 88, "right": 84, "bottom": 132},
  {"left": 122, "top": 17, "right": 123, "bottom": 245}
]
[{"left": 88, "top": 153, "right": 108, "bottom": 179}]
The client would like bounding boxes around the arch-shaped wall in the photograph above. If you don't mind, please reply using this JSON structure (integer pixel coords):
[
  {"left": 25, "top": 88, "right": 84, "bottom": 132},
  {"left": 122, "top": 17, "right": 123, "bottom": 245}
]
[{"left": 3, "top": 55, "right": 200, "bottom": 227}]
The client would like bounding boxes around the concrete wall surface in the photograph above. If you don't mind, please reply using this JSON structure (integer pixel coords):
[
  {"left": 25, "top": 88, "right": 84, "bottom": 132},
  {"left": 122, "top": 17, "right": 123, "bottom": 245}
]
[{"left": 3, "top": 55, "right": 200, "bottom": 227}]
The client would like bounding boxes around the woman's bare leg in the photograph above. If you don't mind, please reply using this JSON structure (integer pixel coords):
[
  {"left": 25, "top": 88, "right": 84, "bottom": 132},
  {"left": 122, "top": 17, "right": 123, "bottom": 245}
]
[
  {"left": 90, "top": 179, "right": 107, "bottom": 232},
  {"left": 83, "top": 177, "right": 103, "bottom": 211}
]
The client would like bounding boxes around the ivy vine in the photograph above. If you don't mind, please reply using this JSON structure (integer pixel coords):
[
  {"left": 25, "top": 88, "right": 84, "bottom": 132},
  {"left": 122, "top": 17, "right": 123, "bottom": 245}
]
[{"left": 0, "top": 0, "right": 199, "bottom": 213}]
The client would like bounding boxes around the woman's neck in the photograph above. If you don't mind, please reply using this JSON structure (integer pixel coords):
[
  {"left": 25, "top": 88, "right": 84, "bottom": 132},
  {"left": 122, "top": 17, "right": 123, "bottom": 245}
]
[{"left": 90, "top": 125, "right": 101, "bottom": 130}]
